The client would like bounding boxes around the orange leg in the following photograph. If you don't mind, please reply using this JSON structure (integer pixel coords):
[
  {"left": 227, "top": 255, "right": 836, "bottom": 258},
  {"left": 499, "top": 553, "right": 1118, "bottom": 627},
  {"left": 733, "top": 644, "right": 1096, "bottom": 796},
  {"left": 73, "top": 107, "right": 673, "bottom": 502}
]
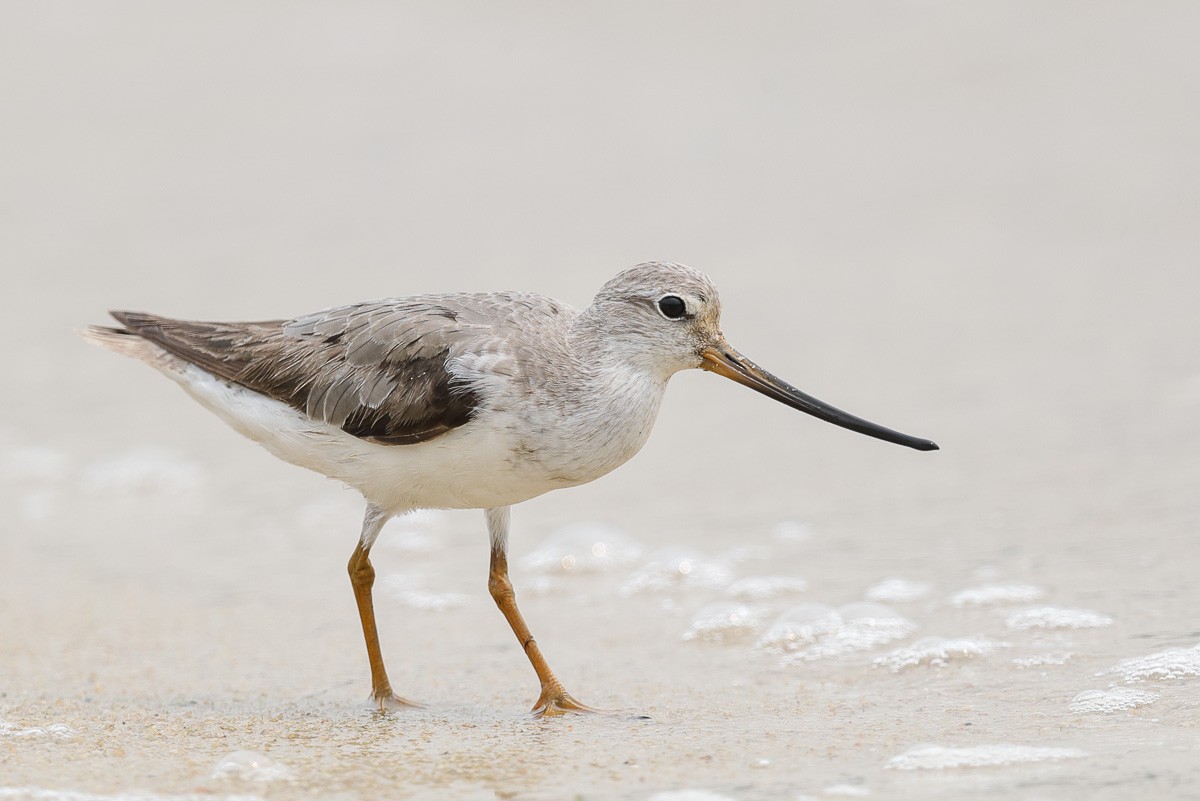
[
  {"left": 348, "top": 508, "right": 420, "bottom": 713},
  {"left": 485, "top": 507, "right": 594, "bottom": 717}
]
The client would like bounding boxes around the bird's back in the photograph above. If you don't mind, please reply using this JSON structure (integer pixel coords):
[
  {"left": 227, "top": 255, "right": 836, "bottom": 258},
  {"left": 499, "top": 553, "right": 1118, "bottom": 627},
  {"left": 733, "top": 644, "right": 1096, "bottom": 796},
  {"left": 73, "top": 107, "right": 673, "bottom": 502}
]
[{"left": 86, "top": 292, "right": 579, "bottom": 447}]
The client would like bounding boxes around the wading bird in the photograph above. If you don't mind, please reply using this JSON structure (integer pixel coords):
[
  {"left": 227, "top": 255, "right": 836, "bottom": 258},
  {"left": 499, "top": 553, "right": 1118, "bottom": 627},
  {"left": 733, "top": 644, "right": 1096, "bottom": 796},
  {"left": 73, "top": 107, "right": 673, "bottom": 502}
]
[{"left": 84, "top": 262, "right": 937, "bottom": 716}]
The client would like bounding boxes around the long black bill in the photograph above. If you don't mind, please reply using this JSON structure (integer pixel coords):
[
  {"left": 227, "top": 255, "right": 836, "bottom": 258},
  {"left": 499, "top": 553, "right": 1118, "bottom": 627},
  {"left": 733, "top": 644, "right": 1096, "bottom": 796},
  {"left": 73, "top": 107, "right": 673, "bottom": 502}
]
[{"left": 700, "top": 345, "right": 939, "bottom": 451}]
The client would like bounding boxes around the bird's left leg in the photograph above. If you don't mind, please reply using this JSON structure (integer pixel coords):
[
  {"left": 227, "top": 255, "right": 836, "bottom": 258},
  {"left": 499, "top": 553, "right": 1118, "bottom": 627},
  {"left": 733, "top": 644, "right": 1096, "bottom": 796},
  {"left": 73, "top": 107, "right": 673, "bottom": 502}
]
[
  {"left": 485, "top": 506, "right": 596, "bottom": 717},
  {"left": 348, "top": 503, "right": 421, "bottom": 713}
]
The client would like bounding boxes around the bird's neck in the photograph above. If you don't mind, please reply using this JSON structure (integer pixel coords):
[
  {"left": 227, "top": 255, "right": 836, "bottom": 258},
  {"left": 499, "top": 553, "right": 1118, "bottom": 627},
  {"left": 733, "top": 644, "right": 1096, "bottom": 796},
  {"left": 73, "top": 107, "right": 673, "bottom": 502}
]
[
  {"left": 518, "top": 314, "right": 670, "bottom": 486},
  {"left": 567, "top": 308, "right": 677, "bottom": 382}
]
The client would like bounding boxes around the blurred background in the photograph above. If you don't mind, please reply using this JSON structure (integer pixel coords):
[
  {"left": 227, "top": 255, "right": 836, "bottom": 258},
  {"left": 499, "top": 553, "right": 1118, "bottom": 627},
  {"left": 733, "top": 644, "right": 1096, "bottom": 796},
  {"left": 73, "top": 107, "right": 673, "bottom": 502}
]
[
  {"left": 2, "top": 2, "right": 1199, "bottom": 799},
  {"left": 4, "top": 1, "right": 1197, "bottom": 525}
]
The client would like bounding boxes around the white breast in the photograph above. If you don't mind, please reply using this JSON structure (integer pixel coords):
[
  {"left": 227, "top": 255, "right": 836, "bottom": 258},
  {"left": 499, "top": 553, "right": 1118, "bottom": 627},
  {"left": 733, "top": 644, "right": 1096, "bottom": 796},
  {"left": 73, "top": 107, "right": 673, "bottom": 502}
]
[{"left": 504, "top": 365, "right": 668, "bottom": 488}]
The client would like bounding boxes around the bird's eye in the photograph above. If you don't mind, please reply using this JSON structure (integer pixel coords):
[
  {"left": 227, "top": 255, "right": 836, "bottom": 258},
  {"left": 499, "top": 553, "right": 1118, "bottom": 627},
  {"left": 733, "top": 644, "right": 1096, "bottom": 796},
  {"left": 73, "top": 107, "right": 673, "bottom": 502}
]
[{"left": 657, "top": 295, "right": 687, "bottom": 319}]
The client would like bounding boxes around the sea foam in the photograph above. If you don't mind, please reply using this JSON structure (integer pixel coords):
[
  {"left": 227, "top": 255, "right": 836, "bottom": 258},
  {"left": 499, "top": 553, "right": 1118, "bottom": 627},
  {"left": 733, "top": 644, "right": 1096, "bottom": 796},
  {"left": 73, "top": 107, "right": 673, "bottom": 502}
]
[{"left": 886, "top": 743, "right": 1088, "bottom": 770}]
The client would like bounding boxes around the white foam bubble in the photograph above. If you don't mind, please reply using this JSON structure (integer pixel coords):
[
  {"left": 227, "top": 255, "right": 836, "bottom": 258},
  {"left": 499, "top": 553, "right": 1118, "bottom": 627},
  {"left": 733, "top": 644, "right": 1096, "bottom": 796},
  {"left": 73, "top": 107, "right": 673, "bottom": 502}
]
[
  {"left": 618, "top": 549, "right": 733, "bottom": 595},
  {"left": 874, "top": 636, "right": 1007, "bottom": 672},
  {"left": 757, "top": 603, "right": 843, "bottom": 652},
  {"left": 521, "top": 523, "right": 644, "bottom": 574},
  {"left": 885, "top": 743, "right": 1088, "bottom": 770},
  {"left": 1012, "top": 652, "right": 1074, "bottom": 668},
  {"left": 949, "top": 583, "right": 1046, "bottom": 607},
  {"left": 726, "top": 576, "right": 808, "bottom": 600},
  {"left": 1109, "top": 643, "right": 1200, "bottom": 682},
  {"left": 0, "top": 719, "right": 75, "bottom": 739},
  {"left": 80, "top": 448, "right": 204, "bottom": 497},
  {"left": 682, "top": 602, "right": 767, "bottom": 643},
  {"left": 1005, "top": 606, "right": 1113, "bottom": 630},
  {"left": 210, "top": 750, "right": 291, "bottom": 782},
  {"left": 865, "top": 577, "right": 931, "bottom": 603},
  {"left": 379, "top": 574, "right": 470, "bottom": 611},
  {"left": 823, "top": 785, "right": 870, "bottom": 797},
  {"left": 764, "top": 603, "right": 916, "bottom": 661},
  {"left": 1070, "top": 687, "right": 1158, "bottom": 713}
]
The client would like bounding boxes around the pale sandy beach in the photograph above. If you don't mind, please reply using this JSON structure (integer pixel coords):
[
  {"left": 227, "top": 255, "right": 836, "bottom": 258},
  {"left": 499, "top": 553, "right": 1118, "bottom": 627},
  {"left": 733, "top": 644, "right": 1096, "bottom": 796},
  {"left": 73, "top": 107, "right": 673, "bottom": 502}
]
[{"left": 2, "top": 3, "right": 1199, "bottom": 799}]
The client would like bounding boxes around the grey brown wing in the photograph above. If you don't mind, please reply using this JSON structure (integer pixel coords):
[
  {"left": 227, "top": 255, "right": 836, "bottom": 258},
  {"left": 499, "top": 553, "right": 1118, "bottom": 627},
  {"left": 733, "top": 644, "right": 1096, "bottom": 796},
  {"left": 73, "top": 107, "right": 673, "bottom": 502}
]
[{"left": 110, "top": 303, "right": 483, "bottom": 445}]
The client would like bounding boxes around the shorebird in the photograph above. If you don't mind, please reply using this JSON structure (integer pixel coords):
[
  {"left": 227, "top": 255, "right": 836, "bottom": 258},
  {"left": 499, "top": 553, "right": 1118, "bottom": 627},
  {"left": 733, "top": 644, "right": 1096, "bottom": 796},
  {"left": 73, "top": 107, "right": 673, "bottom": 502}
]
[{"left": 83, "top": 261, "right": 937, "bottom": 716}]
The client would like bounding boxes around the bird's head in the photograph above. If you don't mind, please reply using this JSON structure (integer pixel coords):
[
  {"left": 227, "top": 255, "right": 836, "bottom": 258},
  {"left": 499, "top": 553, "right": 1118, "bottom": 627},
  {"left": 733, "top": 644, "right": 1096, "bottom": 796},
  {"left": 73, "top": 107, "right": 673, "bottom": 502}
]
[
  {"left": 583, "top": 261, "right": 938, "bottom": 452},
  {"left": 584, "top": 261, "right": 723, "bottom": 374}
]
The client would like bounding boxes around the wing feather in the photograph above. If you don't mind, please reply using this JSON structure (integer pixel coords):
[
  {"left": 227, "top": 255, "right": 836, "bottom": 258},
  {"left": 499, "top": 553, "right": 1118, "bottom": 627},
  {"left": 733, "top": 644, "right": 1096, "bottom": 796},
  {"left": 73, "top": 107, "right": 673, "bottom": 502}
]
[{"left": 110, "top": 301, "right": 487, "bottom": 445}]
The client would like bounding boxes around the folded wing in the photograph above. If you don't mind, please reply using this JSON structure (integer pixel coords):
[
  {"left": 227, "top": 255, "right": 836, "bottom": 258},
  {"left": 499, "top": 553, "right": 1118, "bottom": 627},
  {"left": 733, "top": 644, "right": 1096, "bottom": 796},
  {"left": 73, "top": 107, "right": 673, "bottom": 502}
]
[{"left": 110, "top": 301, "right": 483, "bottom": 445}]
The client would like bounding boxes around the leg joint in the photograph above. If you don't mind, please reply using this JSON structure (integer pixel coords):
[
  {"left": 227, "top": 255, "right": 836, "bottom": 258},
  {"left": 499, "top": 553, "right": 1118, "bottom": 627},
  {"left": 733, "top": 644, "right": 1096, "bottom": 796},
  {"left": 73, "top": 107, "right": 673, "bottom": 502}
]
[
  {"left": 488, "top": 571, "right": 513, "bottom": 603},
  {"left": 348, "top": 552, "right": 376, "bottom": 587}
]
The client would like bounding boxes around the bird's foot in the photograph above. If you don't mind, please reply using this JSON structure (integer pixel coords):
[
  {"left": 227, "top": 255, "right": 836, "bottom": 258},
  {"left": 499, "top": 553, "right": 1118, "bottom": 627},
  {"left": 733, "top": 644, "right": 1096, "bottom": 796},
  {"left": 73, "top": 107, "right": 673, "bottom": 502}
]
[
  {"left": 372, "top": 687, "right": 423, "bottom": 714},
  {"left": 530, "top": 685, "right": 600, "bottom": 718}
]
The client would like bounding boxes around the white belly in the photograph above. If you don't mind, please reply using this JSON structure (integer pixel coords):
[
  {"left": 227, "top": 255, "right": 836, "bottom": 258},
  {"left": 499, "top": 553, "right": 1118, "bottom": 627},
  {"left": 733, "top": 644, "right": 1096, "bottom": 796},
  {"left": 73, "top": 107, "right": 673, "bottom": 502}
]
[{"left": 173, "top": 363, "right": 648, "bottom": 513}]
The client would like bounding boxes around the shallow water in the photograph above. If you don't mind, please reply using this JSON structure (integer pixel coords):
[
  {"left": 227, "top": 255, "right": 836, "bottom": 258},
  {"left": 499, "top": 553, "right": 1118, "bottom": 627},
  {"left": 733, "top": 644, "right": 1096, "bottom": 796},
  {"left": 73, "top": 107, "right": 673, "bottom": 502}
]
[{"left": 3, "top": 2, "right": 1200, "bottom": 799}]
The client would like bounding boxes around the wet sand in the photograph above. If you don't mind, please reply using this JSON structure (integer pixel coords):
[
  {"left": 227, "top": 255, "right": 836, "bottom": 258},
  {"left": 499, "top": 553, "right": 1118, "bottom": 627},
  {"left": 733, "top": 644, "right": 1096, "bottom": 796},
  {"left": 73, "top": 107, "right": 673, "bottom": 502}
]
[{"left": 3, "top": 3, "right": 1200, "bottom": 799}]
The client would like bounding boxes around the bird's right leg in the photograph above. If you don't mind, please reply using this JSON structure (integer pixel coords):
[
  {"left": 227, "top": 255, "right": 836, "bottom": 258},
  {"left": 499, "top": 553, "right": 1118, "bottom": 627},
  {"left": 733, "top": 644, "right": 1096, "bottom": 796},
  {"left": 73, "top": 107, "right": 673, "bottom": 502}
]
[
  {"left": 485, "top": 506, "right": 596, "bottom": 717},
  {"left": 348, "top": 504, "right": 420, "bottom": 712}
]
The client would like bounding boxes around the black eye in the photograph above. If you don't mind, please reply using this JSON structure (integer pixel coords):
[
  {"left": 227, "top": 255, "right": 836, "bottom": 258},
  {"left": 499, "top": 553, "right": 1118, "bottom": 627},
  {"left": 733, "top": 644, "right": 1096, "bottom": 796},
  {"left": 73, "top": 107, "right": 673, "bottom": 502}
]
[{"left": 657, "top": 295, "right": 687, "bottom": 319}]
